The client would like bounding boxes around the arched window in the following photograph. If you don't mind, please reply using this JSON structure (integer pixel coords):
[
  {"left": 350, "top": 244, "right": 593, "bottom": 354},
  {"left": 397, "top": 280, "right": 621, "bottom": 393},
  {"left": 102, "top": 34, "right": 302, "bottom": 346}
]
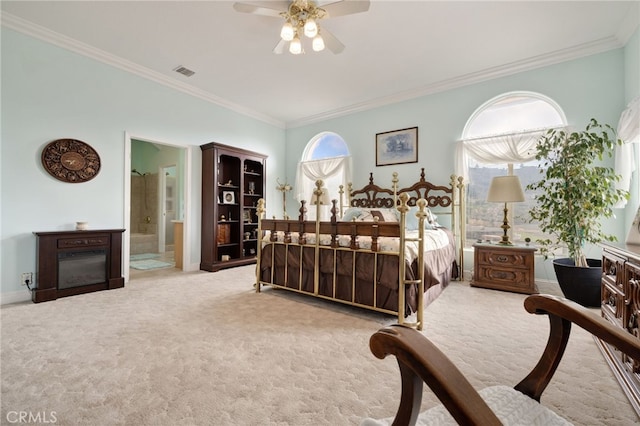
[
  {"left": 295, "top": 132, "right": 352, "bottom": 219},
  {"left": 457, "top": 92, "right": 567, "bottom": 246}
]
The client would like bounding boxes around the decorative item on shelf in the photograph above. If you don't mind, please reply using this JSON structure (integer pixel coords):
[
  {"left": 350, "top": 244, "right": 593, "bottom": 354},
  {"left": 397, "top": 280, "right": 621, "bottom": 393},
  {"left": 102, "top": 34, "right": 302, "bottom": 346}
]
[
  {"left": 75, "top": 221, "right": 88, "bottom": 230},
  {"left": 248, "top": 181, "right": 255, "bottom": 195},
  {"left": 221, "top": 191, "right": 235, "bottom": 204},
  {"left": 486, "top": 175, "right": 525, "bottom": 245},
  {"left": 217, "top": 223, "right": 230, "bottom": 244},
  {"left": 243, "top": 210, "right": 252, "bottom": 223},
  {"left": 221, "top": 255, "right": 230, "bottom": 262},
  {"left": 219, "top": 215, "right": 226, "bottom": 221},
  {"left": 244, "top": 232, "right": 251, "bottom": 240},
  {"left": 276, "top": 178, "right": 293, "bottom": 219}
]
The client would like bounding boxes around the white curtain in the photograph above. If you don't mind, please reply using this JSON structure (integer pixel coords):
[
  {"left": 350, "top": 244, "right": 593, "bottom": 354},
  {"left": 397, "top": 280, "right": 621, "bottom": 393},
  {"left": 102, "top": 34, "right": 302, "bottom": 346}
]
[
  {"left": 295, "top": 156, "right": 352, "bottom": 214},
  {"left": 455, "top": 128, "right": 552, "bottom": 182},
  {"left": 615, "top": 96, "right": 640, "bottom": 208}
]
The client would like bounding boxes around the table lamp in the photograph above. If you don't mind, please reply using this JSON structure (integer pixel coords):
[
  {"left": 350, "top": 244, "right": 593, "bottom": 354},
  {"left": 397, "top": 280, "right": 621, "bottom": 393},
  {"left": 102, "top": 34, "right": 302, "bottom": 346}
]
[{"left": 486, "top": 175, "right": 525, "bottom": 245}]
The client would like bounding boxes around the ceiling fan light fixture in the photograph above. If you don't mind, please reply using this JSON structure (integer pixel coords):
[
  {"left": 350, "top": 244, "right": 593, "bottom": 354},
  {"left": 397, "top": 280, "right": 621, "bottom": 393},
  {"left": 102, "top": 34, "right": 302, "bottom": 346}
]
[
  {"left": 289, "top": 36, "right": 303, "bottom": 55},
  {"left": 304, "top": 18, "right": 318, "bottom": 38},
  {"left": 312, "top": 34, "right": 325, "bottom": 52},
  {"left": 280, "top": 21, "right": 294, "bottom": 41}
]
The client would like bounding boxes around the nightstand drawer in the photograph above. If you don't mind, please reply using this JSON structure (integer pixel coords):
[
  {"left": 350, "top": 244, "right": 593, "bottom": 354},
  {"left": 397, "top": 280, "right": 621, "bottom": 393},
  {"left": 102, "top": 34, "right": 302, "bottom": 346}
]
[
  {"left": 476, "top": 250, "right": 532, "bottom": 269},
  {"left": 474, "top": 266, "right": 531, "bottom": 290}
]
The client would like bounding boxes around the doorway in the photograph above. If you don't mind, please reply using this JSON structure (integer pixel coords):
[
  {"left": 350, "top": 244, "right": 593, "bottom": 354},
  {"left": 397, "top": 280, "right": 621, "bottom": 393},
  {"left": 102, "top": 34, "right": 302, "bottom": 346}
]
[{"left": 125, "top": 135, "right": 189, "bottom": 281}]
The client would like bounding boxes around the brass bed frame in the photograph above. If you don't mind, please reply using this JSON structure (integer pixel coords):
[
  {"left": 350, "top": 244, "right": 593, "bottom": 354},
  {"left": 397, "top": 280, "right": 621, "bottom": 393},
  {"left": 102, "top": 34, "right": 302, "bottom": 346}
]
[{"left": 255, "top": 169, "right": 464, "bottom": 330}]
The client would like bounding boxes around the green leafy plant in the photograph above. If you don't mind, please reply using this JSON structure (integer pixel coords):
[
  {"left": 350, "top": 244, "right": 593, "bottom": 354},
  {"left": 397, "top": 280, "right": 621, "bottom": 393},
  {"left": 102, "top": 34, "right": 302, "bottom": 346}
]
[{"left": 527, "top": 118, "right": 629, "bottom": 267}]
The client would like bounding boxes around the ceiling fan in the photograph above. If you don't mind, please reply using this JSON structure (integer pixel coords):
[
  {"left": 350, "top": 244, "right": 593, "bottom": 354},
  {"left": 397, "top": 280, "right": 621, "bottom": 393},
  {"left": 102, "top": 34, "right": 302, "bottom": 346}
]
[{"left": 233, "top": 0, "right": 370, "bottom": 55}]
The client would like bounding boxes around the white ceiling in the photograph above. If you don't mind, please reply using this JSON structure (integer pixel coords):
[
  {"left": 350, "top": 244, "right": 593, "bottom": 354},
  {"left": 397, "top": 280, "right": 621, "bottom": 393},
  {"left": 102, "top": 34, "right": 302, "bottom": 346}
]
[{"left": 2, "top": 1, "right": 638, "bottom": 128}]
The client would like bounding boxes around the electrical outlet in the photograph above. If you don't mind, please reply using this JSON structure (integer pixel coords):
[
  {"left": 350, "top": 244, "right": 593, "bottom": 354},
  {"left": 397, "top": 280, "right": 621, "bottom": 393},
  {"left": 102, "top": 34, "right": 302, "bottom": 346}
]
[{"left": 21, "top": 272, "right": 33, "bottom": 286}]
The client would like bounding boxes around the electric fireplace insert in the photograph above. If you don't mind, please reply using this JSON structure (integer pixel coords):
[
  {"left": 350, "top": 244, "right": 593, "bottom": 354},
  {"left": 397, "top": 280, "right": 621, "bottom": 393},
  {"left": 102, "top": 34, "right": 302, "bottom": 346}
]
[{"left": 33, "top": 229, "right": 124, "bottom": 302}]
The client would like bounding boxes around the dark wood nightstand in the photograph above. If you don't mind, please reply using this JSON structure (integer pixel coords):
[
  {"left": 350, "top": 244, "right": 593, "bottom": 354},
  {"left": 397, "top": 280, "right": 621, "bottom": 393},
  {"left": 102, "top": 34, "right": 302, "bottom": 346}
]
[{"left": 471, "top": 243, "right": 537, "bottom": 294}]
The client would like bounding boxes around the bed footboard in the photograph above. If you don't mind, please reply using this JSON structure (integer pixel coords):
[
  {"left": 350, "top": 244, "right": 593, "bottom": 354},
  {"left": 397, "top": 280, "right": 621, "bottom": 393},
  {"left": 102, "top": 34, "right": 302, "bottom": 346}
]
[{"left": 256, "top": 191, "right": 428, "bottom": 329}]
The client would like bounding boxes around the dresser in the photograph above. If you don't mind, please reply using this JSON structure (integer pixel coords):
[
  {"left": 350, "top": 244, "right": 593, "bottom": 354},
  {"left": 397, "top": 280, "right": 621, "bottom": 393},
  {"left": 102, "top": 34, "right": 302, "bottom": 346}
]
[
  {"left": 471, "top": 243, "right": 537, "bottom": 294},
  {"left": 598, "top": 242, "right": 640, "bottom": 417}
]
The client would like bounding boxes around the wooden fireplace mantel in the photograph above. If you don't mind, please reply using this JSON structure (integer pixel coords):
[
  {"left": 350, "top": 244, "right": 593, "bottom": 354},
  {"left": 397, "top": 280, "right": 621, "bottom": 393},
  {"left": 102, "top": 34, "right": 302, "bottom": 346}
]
[{"left": 33, "top": 229, "right": 125, "bottom": 303}]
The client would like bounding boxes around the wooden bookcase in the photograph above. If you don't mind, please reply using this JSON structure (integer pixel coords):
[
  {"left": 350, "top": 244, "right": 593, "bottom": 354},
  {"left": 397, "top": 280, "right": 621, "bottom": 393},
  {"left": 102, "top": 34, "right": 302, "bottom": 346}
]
[{"left": 200, "top": 142, "right": 266, "bottom": 272}]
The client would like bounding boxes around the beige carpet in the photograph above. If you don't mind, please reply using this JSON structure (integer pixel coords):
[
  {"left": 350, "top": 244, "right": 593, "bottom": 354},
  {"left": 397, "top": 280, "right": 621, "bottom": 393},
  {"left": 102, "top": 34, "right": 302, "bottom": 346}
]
[{"left": 1, "top": 266, "right": 638, "bottom": 425}]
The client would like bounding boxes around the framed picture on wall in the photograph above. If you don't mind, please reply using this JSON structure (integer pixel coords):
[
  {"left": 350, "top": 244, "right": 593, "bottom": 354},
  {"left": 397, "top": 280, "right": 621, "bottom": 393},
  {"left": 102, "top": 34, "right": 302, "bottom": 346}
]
[
  {"left": 221, "top": 191, "right": 235, "bottom": 204},
  {"left": 375, "top": 127, "right": 418, "bottom": 166}
]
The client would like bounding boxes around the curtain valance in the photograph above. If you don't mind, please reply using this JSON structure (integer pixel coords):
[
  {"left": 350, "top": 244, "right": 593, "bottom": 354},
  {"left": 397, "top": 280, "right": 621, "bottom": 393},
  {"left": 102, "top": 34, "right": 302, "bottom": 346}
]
[{"left": 455, "top": 128, "right": 555, "bottom": 183}]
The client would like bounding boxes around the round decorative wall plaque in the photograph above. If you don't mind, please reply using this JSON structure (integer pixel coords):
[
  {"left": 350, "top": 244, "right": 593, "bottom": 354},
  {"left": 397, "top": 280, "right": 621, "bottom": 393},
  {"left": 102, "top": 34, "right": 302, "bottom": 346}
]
[{"left": 41, "top": 139, "right": 101, "bottom": 183}]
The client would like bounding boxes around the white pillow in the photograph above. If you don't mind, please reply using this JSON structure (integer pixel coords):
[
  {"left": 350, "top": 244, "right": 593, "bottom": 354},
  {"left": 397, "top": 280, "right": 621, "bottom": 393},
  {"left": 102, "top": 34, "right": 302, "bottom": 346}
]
[
  {"left": 341, "top": 207, "right": 363, "bottom": 222},
  {"left": 356, "top": 208, "right": 399, "bottom": 222},
  {"left": 405, "top": 206, "right": 439, "bottom": 230}
]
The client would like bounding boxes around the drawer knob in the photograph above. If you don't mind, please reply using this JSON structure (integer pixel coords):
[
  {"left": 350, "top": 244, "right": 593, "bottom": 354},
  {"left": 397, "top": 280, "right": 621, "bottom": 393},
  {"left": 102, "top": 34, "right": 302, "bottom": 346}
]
[{"left": 496, "top": 255, "right": 509, "bottom": 263}]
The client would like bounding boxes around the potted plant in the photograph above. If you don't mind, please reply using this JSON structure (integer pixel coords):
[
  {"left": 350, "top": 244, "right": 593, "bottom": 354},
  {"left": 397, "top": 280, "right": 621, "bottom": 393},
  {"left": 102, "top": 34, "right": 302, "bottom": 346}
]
[{"left": 527, "top": 118, "right": 629, "bottom": 307}]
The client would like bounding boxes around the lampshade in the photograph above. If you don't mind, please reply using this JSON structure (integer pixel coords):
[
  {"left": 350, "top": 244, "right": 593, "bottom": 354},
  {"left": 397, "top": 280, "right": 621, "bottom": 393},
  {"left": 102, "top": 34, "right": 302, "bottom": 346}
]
[
  {"left": 312, "top": 34, "right": 325, "bottom": 52},
  {"left": 280, "top": 22, "right": 294, "bottom": 41},
  {"left": 487, "top": 176, "right": 525, "bottom": 203},
  {"left": 289, "top": 36, "right": 302, "bottom": 55},
  {"left": 304, "top": 18, "right": 318, "bottom": 38}
]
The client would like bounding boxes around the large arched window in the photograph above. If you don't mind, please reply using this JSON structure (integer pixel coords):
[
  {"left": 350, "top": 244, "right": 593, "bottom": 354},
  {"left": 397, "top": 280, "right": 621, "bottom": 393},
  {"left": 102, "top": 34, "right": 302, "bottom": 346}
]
[
  {"left": 295, "top": 132, "right": 352, "bottom": 219},
  {"left": 457, "top": 92, "right": 567, "bottom": 246}
]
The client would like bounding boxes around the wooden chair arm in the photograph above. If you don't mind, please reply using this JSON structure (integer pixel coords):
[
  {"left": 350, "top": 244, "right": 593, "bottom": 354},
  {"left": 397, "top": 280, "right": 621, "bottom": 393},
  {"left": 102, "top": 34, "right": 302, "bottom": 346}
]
[
  {"left": 369, "top": 325, "right": 501, "bottom": 426},
  {"left": 516, "top": 294, "right": 640, "bottom": 400},
  {"left": 369, "top": 294, "right": 640, "bottom": 426}
]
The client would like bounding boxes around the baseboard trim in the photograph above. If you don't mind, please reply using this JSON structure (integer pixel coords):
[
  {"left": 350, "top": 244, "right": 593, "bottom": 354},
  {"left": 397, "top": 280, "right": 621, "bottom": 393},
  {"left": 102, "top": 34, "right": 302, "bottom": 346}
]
[{"left": 1, "top": 290, "right": 32, "bottom": 305}]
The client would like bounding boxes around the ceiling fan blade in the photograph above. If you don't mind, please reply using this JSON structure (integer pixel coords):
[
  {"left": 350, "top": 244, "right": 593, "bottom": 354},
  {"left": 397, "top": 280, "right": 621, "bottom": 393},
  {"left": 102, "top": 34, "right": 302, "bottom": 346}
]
[
  {"left": 321, "top": 28, "right": 345, "bottom": 54},
  {"left": 272, "top": 39, "right": 287, "bottom": 55},
  {"left": 233, "top": 2, "right": 290, "bottom": 18},
  {"left": 322, "top": 0, "right": 370, "bottom": 18}
]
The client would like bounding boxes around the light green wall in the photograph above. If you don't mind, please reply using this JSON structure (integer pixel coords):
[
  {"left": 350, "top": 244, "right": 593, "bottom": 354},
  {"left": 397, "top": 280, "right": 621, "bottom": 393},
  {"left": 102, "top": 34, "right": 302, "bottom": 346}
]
[{"left": 0, "top": 28, "right": 286, "bottom": 301}]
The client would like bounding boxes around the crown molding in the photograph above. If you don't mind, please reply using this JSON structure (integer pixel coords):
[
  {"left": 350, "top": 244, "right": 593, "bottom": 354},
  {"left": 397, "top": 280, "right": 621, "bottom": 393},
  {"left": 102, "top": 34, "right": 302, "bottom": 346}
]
[
  {"left": 3, "top": 11, "right": 634, "bottom": 131},
  {"left": 287, "top": 35, "right": 627, "bottom": 128},
  {"left": 1, "top": 13, "right": 286, "bottom": 129}
]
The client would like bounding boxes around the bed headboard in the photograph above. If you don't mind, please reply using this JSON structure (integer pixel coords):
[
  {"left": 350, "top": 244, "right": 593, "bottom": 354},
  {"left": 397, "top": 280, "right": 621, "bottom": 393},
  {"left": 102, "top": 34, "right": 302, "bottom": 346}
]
[
  {"left": 342, "top": 168, "right": 458, "bottom": 212},
  {"left": 397, "top": 168, "right": 455, "bottom": 210},
  {"left": 346, "top": 172, "right": 398, "bottom": 209}
]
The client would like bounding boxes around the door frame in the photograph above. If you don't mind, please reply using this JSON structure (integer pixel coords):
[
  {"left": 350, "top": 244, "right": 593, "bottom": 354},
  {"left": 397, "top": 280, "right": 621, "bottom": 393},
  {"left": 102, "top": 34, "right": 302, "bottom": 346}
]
[{"left": 123, "top": 132, "right": 192, "bottom": 282}]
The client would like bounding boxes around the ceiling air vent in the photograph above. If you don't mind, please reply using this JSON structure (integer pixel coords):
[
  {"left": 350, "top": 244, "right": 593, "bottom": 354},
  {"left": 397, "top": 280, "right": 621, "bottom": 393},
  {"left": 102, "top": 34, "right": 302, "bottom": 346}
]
[{"left": 173, "top": 66, "right": 195, "bottom": 77}]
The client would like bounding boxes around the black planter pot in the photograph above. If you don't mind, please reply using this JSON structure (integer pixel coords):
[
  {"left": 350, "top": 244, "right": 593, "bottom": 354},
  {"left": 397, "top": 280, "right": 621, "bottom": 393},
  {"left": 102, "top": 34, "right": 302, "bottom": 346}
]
[{"left": 552, "top": 258, "right": 602, "bottom": 307}]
